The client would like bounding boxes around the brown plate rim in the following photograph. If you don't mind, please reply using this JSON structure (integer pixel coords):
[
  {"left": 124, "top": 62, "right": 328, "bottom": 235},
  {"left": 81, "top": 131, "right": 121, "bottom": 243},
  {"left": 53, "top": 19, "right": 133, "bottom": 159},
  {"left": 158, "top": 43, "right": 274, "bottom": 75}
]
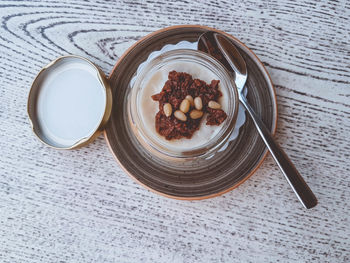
[{"left": 104, "top": 25, "right": 278, "bottom": 200}]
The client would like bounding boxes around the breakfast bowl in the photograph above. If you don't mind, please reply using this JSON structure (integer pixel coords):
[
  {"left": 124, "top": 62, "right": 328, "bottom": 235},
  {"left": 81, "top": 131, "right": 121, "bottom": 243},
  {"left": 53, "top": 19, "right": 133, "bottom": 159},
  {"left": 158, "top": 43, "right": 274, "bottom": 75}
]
[{"left": 128, "top": 49, "right": 239, "bottom": 160}]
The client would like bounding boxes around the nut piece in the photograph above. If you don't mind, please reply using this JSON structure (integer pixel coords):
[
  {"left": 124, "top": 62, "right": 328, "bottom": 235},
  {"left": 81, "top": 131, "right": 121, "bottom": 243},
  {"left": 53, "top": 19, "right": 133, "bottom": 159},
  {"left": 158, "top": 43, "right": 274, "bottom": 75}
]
[
  {"left": 185, "top": 95, "right": 194, "bottom": 107},
  {"left": 180, "top": 99, "right": 190, "bottom": 113},
  {"left": 174, "top": 110, "right": 187, "bottom": 122},
  {"left": 190, "top": 110, "right": 203, "bottom": 119},
  {"left": 208, "top": 100, "right": 221, "bottom": 109},
  {"left": 163, "top": 103, "right": 172, "bottom": 117},
  {"left": 194, "top": 97, "right": 203, "bottom": 110}
]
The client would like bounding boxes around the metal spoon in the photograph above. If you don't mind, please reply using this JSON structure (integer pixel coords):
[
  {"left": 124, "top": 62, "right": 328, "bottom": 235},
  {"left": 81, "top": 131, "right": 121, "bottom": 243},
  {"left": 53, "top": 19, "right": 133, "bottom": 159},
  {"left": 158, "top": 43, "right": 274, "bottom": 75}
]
[{"left": 198, "top": 31, "right": 317, "bottom": 209}]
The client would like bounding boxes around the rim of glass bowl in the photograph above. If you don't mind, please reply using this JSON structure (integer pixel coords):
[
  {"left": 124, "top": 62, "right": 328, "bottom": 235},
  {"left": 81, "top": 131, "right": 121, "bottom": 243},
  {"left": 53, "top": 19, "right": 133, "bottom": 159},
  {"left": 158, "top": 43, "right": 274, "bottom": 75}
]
[{"left": 128, "top": 49, "right": 238, "bottom": 159}]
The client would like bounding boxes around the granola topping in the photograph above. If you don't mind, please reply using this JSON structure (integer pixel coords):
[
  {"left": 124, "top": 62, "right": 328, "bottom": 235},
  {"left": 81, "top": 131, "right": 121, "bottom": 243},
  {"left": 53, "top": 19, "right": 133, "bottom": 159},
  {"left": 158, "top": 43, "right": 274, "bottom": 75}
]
[{"left": 151, "top": 71, "right": 227, "bottom": 140}]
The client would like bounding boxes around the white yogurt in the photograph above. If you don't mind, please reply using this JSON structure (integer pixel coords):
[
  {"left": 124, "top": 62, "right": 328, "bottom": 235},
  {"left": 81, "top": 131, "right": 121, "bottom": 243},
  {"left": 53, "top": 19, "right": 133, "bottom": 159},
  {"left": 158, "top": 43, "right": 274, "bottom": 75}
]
[
  {"left": 139, "top": 61, "right": 228, "bottom": 152},
  {"left": 36, "top": 58, "right": 106, "bottom": 148}
]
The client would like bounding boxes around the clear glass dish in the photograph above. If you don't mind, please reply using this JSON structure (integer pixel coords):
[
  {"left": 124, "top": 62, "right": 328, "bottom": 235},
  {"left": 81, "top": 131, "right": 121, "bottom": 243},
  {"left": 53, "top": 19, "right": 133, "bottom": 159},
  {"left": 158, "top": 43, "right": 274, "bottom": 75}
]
[{"left": 127, "top": 49, "right": 238, "bottom": 160}]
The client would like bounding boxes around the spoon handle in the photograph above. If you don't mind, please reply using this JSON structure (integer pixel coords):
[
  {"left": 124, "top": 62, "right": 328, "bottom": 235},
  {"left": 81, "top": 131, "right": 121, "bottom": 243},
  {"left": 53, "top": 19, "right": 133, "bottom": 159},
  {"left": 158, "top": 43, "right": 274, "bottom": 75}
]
[{"left": 240, "top": 95, "right": 318, "bottom": 209}]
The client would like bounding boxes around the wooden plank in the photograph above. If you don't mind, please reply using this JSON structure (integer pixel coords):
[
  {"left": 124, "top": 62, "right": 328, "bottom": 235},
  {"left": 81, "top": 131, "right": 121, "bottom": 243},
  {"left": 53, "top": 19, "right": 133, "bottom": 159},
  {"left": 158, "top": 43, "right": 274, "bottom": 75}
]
[{"left": 0, "top": 0, "right": 349, "bottom": 262}]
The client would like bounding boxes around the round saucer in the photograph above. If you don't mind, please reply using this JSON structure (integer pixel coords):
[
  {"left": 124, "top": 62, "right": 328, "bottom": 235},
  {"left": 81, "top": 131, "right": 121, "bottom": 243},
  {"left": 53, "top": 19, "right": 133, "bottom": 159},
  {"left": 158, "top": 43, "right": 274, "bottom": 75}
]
[{"left": 105, "top": 25, "right": 277, "bottom": 200}]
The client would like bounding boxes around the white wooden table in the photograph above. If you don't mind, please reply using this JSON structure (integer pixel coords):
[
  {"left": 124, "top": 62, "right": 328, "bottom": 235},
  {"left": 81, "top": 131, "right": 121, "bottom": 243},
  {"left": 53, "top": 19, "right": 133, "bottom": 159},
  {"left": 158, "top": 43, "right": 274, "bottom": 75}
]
[{"left": 1, "top": 1, "right": 349, "bottom": 262}]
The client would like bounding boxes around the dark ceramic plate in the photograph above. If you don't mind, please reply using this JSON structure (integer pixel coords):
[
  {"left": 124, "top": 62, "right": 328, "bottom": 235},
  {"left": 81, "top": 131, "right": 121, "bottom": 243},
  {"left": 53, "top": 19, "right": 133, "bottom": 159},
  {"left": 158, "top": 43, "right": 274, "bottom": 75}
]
[{"left": 104, "top": 25, "right": 277, "bottom": 200}]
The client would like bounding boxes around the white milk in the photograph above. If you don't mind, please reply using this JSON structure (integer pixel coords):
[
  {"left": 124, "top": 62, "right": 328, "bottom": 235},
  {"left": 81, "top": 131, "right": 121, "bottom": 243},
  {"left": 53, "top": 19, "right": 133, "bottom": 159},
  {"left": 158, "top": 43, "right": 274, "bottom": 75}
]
[{"left": 139, "top": 61, "right": 228, "bottom": 152}]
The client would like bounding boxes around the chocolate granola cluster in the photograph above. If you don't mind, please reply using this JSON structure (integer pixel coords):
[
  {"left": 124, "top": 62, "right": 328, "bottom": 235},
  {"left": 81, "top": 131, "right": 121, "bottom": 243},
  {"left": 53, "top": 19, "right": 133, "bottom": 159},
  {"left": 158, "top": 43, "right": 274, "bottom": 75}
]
[{"left": 151, "top": 71, "right": 227, "bottom": 140}]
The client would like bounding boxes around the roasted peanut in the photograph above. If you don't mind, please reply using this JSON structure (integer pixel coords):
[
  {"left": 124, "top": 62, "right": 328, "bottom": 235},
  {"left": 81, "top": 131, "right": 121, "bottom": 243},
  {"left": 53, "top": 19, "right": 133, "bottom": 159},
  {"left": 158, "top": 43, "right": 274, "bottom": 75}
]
[
  {"left": 190, "top": 110, "right": 203, "bottom": 119},
  {"left": 185, "top": 95, "right": 194, "bottom": 107},
  {"left": 208, "top": 100, "right": 221, "bottom": 109},
  {"left": 174, "top": 110, "right": 187, "bottom": 121},
  {"left": 194, "top": 97, "right": 203, "bottom": 110},
  {"left": 163, "top": 103, "right": 172, "bottom": 117},
  {"left": 180, "top": 99, "right": 190, "bottom": 113}
]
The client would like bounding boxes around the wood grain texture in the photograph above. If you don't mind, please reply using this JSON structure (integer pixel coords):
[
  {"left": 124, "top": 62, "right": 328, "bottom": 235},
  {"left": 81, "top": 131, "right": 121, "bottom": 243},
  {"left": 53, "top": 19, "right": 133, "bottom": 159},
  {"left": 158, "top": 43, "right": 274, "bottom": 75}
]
[{"left": 0, "top": 0, "right": 349, "bottom": 262}]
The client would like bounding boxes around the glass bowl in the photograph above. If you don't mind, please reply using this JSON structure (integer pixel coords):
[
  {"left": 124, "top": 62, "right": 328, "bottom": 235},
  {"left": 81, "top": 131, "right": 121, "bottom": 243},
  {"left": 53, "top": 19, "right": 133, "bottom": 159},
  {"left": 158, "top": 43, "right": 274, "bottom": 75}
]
[{"left": 127, "top": 49, "right": 238, "bottom": 160}]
